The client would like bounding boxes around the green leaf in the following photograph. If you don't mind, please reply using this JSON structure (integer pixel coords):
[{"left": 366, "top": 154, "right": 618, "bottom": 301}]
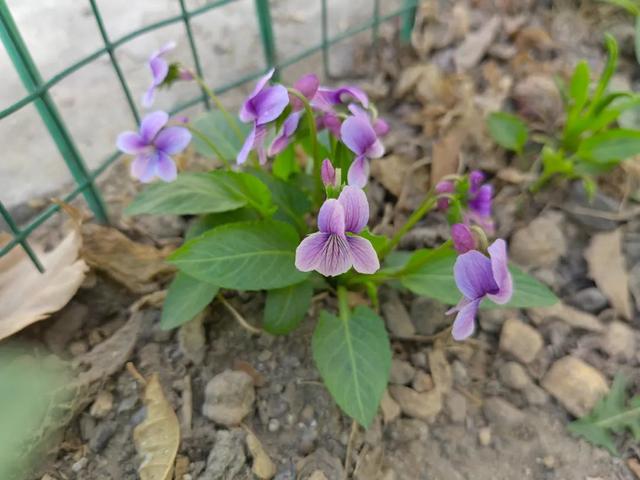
[
  {"left": 635, "top": 16, "right": 640, "bottom": 64},
  {"left": 578, "top": 129, "right": 640, "bottom": 164},
  {"left": 568, "top": 374, "right": 640, "bottom": 456},
  {"left": 169, "top": 220, "right": 308, "bottom": 290},
  {"left": 216, "top": 171, "right": 275, "bottom": 217},
  {"left": 252, "top": 170, "right": 312, "bottom": 234},
  {"left": 126, "top": 172, "right": 247, "bottom": 216},
  {"left": 487, "top": 112, "right": 529, "bottom": 154},
  {"left": 191, "top": 110, "right": 250, "bottom": 161},
  {"left": 160, "top": 272, "right": 218, "bottom": 330},
  {"left": 186, "top": 208, "right": 260, "bottom": 240},
  {"left": 400, "top": 248, "right": 558, "bottom": 308},
  {"left": 569, "top": 60, "right": 590, "bottom": 113},
  {"left": 592, "top": 34, "right": 619, "bottom": 108},
  {"left": 263, "top": 281, "right": 313, "bottom": 334},
  {"left": 598, "top": 0, "right": 640, "bottom": 15},
  {"left": 272, "top": 144, "right": 300, "bottom": 181},
  {"left": 359, "top": 229, "right": 390, "bottom": 256},
  {"left": 312, "top": 306, "right": 392, "bottom": 427}
]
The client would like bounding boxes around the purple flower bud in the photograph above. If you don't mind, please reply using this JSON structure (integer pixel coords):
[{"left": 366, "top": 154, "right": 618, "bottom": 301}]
[
  {"left": 435, "top": 180, "right": 455, "bottom": 211},
  {"left": 290, "top": 73, "right": 320, "bottom": 111},
  {"left": 451, "top": 224, "right": 476, "bottom": 254},
  {"left": 321, "top": 159, "right": 337, "bottom": 187},
  {"left": 446, "top": 239, "right": 513, "bottom": 340},
  {"left": 373, "top": 118, "right": 389, "bottom": 137}
]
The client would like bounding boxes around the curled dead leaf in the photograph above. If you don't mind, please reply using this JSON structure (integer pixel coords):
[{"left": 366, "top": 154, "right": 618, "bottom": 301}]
[
  {"left": 131, "top": 369, "right": 180, "bottom": 480},
  {"left": 585, "top": 230, "right": 632, "bottom": 320},
  {"left": 0, "top": 229, "right": 87, "bottom": 341},
  {"left": 81, "top": 224, "right": 174, "bottom": 293}
]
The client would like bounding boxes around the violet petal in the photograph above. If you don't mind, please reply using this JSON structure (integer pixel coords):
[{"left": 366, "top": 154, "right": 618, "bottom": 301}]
[
  {"left": 139, "top": 111, "right": 169, "bottom": 142},
  {"left": 486, "top": 239, "right": 513, "bottom": 304},
  {"left": 317, "top": 198, "right": 345, "bottom": 236},
  {"left": 154, "top": 151, "right": 178, "bottom": 182},
  {"left": 155, "top": 126, "right": 192, "bottom": 154},
  {"left": 338, "top": 185, "right": 369, "bottom": 234},
  {"left": 347, "top": 156, "right": 369, "bottom": 189},
  {"left": 117, "top": 132, "right": 147, "bottom": 154},
  {"left": 346, "top": 235, "right": 379, "bottom": 274},
  {"left": 453, "top": 250, "right": 499, "bottom": 300},
  {"left": 452, "top": 298, "right": 481, "bottom": 340}
]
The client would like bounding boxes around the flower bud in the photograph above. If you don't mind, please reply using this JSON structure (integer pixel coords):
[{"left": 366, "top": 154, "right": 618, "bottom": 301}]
[
  {"left": 321, "top": 159, "right": 337, "bottom": 187},
  {"left": 451, "top": 223, "right": 476, "bottom": 254},
  {"left": 435, "top": 180, "right": 455, "bottom": 211}
]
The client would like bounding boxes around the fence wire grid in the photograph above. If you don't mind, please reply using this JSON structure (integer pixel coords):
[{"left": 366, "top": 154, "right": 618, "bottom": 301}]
[{"left": 0, "top": 0, "right": 418, "bottom": 272}]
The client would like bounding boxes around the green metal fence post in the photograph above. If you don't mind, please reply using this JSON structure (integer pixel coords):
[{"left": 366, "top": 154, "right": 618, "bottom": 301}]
[
  {"left": 0, "top": 1, "right": 109, "bottom": 223},
  {"left": 254, "top": 0, "right": 278, "bottom": 77},
  {"left": 88, "top": 0, "right": 140, "bottom": 124},
  {"left": 401, "top": 0, "right": 418, "bottom": 43},
  {"left": 0, "top": 201, "right": 44, "bottom": 272},
  {"left": 178, "top": 0, "right": 210, "bottom": 110}
]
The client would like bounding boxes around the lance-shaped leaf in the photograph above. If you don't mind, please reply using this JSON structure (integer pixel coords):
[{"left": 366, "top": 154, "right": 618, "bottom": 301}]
[
  {"left": 312, "top": 306, "right": 391, "bottom": 427},
  {"left": 160, "top": 272, "right": 218, "bottom": 330},
  {"left": 169, "top": 220, "right": 307, "bottom": 290}
]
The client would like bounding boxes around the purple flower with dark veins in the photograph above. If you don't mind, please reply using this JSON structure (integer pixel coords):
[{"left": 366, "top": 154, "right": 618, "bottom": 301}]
[
  {"left": 295, "top": 186, "right": 379, "bottom": 277},
  {"left": 341, "top": 106, "right": 385, "bottom": 188},
  {"left": 117, "top": 110, "right": 191, "bottom": 183},
  {"left": 447, "top": 239, "right": 513, "bottom": 340},
  {"left": 312, "top": 85, "right": 369, "bottom": 139},
  {"left": 237, "top": 69, "right": 289, "bottom": 165}
]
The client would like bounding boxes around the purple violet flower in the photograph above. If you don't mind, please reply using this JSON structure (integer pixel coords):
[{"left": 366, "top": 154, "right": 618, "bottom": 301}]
[
  {"left": 312, "top": 86, "right": 369, "bottom": 112},
  {"left": 117, "top": 110, "right": 191, "bottom": 183},
  {"left": 451, "top": 223, "right": 476, "bottom": 254},
  {"left": 295, "top": 186, "right": 379, "bottom": 277},
  {"left": 142, "top": 42, "right": 193, "bottom": 108},
  {"left": 316, "top": 112, "right": 342, "bottom": 138},
  {"left": 290, "top": 74, "right": 320, "bottom": 111},
  {"left": 341, "top": 106, "right": 385, "bottom": 188},
  {"left": 321, "top": 159, "right": 337, "bottom": 187},
  {"left": 237, "top": 69, "right": 289, "bottom": 165},
  {"left": 447, "top": 239, "right": 513, "bottom": 340},
  {"left": 466, "top": 170, "right": 495, "bottom": 234}
]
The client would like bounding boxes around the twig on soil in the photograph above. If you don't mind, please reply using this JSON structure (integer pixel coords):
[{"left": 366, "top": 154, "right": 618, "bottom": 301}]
[
  {"left": 126, "top": 362, "right": 147, "bottom": 386},
  {"left": 344, "top": 419, "right": 358, "bottom": 479},
  {"left": 181, "top": 374, "right": 193, "bottom": 438},
  {"left": 218, "top": 295, "right": 263, "bottom": 335}
]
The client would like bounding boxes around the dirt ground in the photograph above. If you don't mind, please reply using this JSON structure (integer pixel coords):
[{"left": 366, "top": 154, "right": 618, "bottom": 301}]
[{"left": 6, "top": 1, "right": 640, "bottom": 479}]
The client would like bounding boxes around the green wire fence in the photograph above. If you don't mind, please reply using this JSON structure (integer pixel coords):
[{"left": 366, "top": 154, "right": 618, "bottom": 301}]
[{"left": 0, "top": 0, "right": 418, "bottom": 272}]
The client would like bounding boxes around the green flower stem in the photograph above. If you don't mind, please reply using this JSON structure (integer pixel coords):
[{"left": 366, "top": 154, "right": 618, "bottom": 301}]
[
  {"left": 380, "top": 192, "right": 438, "bottom": 259},
  {"left": 190, "top": 72, "right": 243, "bottom": 141},
  {"left": 187, "top": 125, "right": 230, "bottom": 169},
  {"left": 337, "top": 285, "right": 350, "bottom": 323},
  {"left": 287, "top": 88, "right": 323, "bottom": 203}
]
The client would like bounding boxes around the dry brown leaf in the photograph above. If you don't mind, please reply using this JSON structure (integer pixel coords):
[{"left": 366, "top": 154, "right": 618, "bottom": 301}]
[
  {"left": 245, "top": 429, "right": 276, "bottom": 479},
  {"left": 454, "top": 16, "right": 501, "bottom": 72},
  {"left": 585, "top": 229, "right": 632, "bottom": 320},
  {"left": 370, "top": 155, "right": 414, "bottom": 197},
  {"left": 0, "top": 229, "right": 87, "bottom": 341},
  {"left": 81, "top": 224, "right": 174, "bottom": 293},
  {"left": 430, "top": 132, "right": 461, "bottom": 188},
  {"left": 133, "top": 373, "right": 180, "bottom": 480}
]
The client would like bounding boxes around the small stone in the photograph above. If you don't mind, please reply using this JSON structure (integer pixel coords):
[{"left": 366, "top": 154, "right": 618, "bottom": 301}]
[
  {"left": 542, "top": 356, "right": 609, "bottom": 417},
  {"left": 388, "top": 385, "right": 442, "bottom": 421},
  {"left": 89, "top": 391, "right": 114, "bottom": 419},
  {"left": 568, "top": 182, "right": 619, "bottom": 231},
  {"left": 388, "top": 418, "right": 429, "bottom": 443},
  {"left": 258, "top": 350, "right": 272, "bottom": 362},
  {"left": 380, "top": 389, "right": 401, "bottom": 424},
  {"left": 568, "top": 288, "right": 609, "bottom": 313},
  {"left": 483, "top": 397, "right": 526, "bottom": 428},
  {"left": 477, "top": 308, "right": 513, "bottom": 333},
  {"left": 246, "top": 431, "right": 276, "bottom": 479},
  {"left": 412, "top": 371, "right": 434, "bottom": 392},
  {"left": 200, "top": 429, "right": 246, "bottom": 480},
  {"left": 409, "top": 296, "right": 449, "bottom": 335},
  {"left": 89, "top": 422, "right": 116, "bottom": 452},
  {"left": 178, "top": 312, "right": 207, "bottom": 365},
  {"left": 510, "top": 213, "right": 567, "bottom": 268},
  {"left": 542, "top": 455, "right": 556, "bottom": 469},
  {"left": 382, "top": 291, "right": 415, "bottom": 337},
  {"left": 602, "top": 321, "right": 636, "bottom": 360},
  {"left": 478, "top": 427, "right": 492, "bottom": 446},
  {"left": 203, "top": 370, "right": 255, "bottom": 426},
  {"left": 499, "top": 318, "right": 543, "bottom": 363},
  {"left": 528, "top": 302, "right": 604, "bottom": 333},
  {"left": 445, "top": 391, "right": 467, "bottom": 423},
  {"left": 298, "top": 428, "right": 318, "bottom": 455},
  {"left": 69, "top": 340, "right": 88, "bottom": 356},
  {"left": 71, "top": 457, "right": 88, "bottom": 473},
  {"left": 389, "top": 359, "right": 416, "bottom": 385},
  {"left": 301, "top": 405, "right": 315, "bottom": 422},
  {"left": 308, "top": 471, "right": 329, "bottom": 480},
  {"left": 428, "top": 348, "right": 453, "bottom": 393},
  {"left": 268, "top": 419, "right": 280, "bottom": 432},
  {"left": 451, "top": 360, "right": 470, "bottom": 387},
  {"left": 410, "top": 352, "right": 427, "bottom": 368},
  {"left": 523, "top": 383, "right": 549, "bottom": 406},
  {"left": 498, "top": 362, "right": 530, "bottom": 390}
]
